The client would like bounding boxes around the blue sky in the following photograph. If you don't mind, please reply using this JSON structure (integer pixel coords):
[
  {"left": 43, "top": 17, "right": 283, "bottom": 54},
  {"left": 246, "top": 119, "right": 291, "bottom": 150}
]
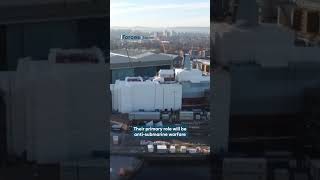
[{"left": 110, "top": 0, "right": 210, "bottom": 27}]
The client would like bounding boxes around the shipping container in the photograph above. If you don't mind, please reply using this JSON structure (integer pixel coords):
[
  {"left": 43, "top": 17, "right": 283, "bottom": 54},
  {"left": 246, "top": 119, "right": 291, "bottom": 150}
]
[
  {"left": 169, "top": 145, "right": 176, "bottom": 153},
  {"left": 159, "top": 69, "right": 174, "bottom": 78},
  {"left": 196, "top": 147, "right": 202, "bottom": 153},
  {"left": 112, "top": 124, "right": 122, "bottom": 131},
  {"left": 157, "top": 145, "right": 167, "bottom": 153},
  {"left": 180, "top": 146, "right": 187, "bottom": 153},
  {"left": 113, "top": 136, "right": 119, "bottom": 145},
  {"left": 140, "top": 140, "right": 153, "bottom": 146},
  {"left": 147, "top": 144, "right": 154, "bottom": 153},
  {"left": 161, "top": 113, "right": 170, "bottom": 120},
  {"left": 187, "top": 148, "right": 197, "bottom": 154},
  {"left": 128, "top": 112, "right": 160, "bottom": 121},
  {"left": 180, "top": 111, "right": 194, "bottom": 121}
]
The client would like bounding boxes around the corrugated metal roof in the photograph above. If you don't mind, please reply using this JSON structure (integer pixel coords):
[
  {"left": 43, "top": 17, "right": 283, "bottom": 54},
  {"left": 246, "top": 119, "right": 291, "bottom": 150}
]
[
  {"left": 194, "top": 59, "right": 210, "bottom": 65},
  {"left": 110, "top": 51, "right": 177, "bottom": 69}
]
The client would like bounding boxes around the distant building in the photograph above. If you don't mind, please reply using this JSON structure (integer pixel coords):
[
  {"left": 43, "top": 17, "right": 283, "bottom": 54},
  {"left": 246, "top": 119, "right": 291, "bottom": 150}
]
[
  {"left": 200, "top": 50, "right": 207, "bottom": 58},
  {"left": 190, "top": 50, "right": 199, "bottom": 58},
  {"left": 154, "top": 32, "right": 163, "bottom": 38},
  {"left": 170, "top": 30, "right": 177, "bottom": 36},
  {"left": 162, "top": 30, "right": 171, "bottom": 37},
  {"left": 205, "top": 50, "right": 210, "bottom": 58},
  {"left": 193, "top": 59, "right": 210, "bottom": 75}
]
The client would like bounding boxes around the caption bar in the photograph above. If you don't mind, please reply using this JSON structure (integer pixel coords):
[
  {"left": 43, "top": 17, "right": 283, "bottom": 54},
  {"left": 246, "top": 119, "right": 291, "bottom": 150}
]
[{"left": 133, "top": 126, "right": 188, "bottom": 137}]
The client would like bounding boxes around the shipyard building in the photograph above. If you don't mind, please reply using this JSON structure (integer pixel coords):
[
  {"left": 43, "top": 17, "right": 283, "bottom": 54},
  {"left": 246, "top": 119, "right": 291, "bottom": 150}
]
[
  {"left": 110, "top": 49, "right": 182, "bottom": 83},
  {"left": 111, "top": 54, "right": 210, "bottom": 113}
]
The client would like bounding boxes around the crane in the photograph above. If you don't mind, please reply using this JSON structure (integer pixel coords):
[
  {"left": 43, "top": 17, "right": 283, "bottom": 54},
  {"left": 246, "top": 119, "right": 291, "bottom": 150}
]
[{"left": 121, "top": 34, "right": 133, "bottom": 68}]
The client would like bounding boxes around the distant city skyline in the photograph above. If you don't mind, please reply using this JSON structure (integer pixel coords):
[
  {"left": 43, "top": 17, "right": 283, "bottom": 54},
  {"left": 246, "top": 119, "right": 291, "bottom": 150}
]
[{"left": 110, "top": 0, "right": 210, "bottom": 27}]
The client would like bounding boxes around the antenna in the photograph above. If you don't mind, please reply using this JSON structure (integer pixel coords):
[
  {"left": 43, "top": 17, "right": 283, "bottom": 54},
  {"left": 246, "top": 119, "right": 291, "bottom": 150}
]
[
  {"left": 161, "top": 41, "right": 167, "bottom": 53},
  {"left": 155, "top": 36, "right": 167, "bottom": 54},
  {"left": 124, "top": 41, "right": 133, "bottom": 68}
]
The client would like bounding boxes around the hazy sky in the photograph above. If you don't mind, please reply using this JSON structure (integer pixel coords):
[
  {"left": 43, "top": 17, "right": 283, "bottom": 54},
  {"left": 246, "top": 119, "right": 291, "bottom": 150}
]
[{"left": 110, "top": 0, "right": 210, "bottom": 27}]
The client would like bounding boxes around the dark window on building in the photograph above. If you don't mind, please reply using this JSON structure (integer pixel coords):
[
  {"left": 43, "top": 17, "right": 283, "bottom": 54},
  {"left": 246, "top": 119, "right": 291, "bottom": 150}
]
[
  {"left": 206, "top": 65, "right": 210, "bottom": 73},
  {"left": 56, "top": 53, "right": 99, "bottom": 64},
  {"left": 134, "top": 66, "right": 156, "bottom": 78},
  {"left": 156, "top": 65, "right": 171, "bottom": 72},
  {"left": 0, "top": 25, "right": 7, "bottom": 70},
  {"left": 307, "top": 11, "right": 320, "bottom": 33},
  {"left": 77, "top": 18, "right": 108, "bottom": 51},
  {"left": 293, "top": 9, "right": 302, "bottom": 31},
  {"left": 192, "top": 63, "right": 197, "bottom": 69}
]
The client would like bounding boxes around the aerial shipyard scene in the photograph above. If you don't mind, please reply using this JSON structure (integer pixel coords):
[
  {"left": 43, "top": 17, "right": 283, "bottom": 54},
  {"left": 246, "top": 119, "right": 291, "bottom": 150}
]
[
  {"left": 109, "top": 0, "right": 320, "bottom": 179},
  {"left": 110, "top": 0, "right": 211, "bottom": 179}
]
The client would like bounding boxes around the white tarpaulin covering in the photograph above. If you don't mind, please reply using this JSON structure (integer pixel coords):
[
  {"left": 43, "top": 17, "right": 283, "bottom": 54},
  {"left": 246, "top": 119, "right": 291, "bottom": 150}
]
[
  {"left": 175, "top": 68, "right": 210, "bottom": 83},
  {"left": 159, "top": 69, "right": 174, "bottom": 78},
  {"left": 111, "top": 77, "right": 182, "bottom": 113}
]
